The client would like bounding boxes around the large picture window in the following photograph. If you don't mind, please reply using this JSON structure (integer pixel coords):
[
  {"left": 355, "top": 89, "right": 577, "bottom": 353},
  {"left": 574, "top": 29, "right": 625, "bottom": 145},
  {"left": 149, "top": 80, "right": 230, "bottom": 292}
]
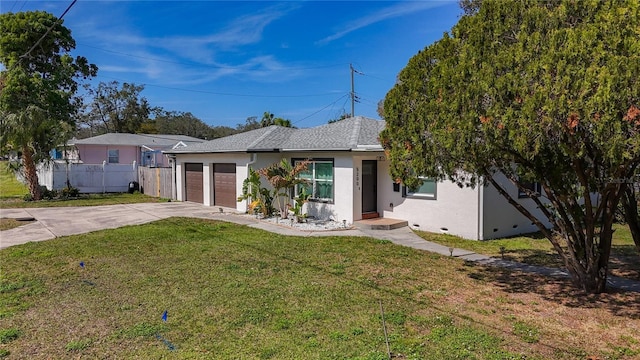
[
  {"left": 295, "top": 159, "right": 334, "bottom": 202},
  {"left": 108, "top": 149, "right": 119, "bottom": 164},
  {"left": 404, "top": 177, "right": 437, "bottom": 199}
]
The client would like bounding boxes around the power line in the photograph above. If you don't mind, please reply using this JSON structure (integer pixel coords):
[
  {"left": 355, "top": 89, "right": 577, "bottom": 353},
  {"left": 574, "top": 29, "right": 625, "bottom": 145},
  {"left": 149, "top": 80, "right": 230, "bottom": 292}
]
[
  {"left": 293, "top": 93, "right": 350, "bottom": 126},
  {"left": 19, "top": 0, "right": 77, "bottom": 62},
  {"left": 92, "top": 74, "right": 342, "bottom": 99}
]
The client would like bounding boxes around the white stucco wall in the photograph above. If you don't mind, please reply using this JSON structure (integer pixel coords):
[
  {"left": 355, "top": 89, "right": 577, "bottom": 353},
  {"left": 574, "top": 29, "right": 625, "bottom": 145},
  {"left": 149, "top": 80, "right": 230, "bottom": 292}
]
[
  {"left": 174, "top": 153, "right": 255, "bottom": 210},
  {"left": 377, "top": 160, "right": 482, "bottom": 240},
  {"left": 481, "top": 173, "right": 551, "bottom": 240},
  {"left": 173, "top": 152, "right": 358, "bottom": 222},
  {"left": 172, "top": 151, "right": 554, "bottom": 241},
  {"left": 278, "top": 152, "right": 355, "bottom": 224}
]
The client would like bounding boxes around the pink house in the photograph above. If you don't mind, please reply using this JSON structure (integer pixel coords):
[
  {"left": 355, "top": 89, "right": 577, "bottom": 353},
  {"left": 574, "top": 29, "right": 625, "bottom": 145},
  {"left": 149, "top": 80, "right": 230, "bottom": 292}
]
[{"left": 70, "top": 133, "right": 204, "bottom": 167}]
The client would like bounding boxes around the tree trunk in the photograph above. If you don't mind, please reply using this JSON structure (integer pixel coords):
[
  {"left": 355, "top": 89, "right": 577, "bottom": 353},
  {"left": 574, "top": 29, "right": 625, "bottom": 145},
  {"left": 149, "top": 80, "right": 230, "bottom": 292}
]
[
  {"left": 563, "top": 224, "right": 612, "bottom": 294},
  {"left": 621, "top": 185, "right": 640, "bottom": 253},
  {"left": 486, "top": 175, "right": 612, "bottom": 293},
  {"left": 21, "top": 145, "right": 41, "bottom": 201}
]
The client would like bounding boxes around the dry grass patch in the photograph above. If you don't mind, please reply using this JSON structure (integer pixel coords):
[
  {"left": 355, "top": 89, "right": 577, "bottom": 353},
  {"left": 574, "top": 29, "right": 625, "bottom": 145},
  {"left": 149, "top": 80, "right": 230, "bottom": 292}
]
[
  {"left": 416, "top": 224, "right": 640, "bottom": 281},
  {"left": 0, "top": 218, "right": 34, "bottom": 231}
]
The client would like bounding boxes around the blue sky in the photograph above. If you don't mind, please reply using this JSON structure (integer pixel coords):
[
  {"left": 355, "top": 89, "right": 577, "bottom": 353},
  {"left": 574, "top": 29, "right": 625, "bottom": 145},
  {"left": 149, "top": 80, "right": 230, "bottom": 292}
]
[{"left": 1, "top": 1, "right": 464, "bottom": 128}]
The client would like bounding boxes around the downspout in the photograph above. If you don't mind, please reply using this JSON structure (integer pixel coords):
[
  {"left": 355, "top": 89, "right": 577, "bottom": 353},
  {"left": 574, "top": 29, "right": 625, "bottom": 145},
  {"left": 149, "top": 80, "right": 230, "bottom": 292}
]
[
  {"left": 168, "top": 154, "right": 177, "bottom": 201},
  {"left": 247, "top": 152, "right": 257, "bottom": 166}
]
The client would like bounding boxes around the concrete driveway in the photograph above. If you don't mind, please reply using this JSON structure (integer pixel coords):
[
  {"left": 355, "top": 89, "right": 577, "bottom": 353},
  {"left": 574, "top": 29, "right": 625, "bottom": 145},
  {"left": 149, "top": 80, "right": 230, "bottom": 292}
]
[{"left": 0, "top": 202, "right": 232, "bottom": 249}]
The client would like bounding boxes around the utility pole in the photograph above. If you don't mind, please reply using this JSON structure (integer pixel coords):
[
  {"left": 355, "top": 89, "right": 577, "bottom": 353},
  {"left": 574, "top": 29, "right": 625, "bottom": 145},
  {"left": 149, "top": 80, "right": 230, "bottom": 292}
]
[{"left": 350, "top": 64, "right": 363, "bottom": 117}]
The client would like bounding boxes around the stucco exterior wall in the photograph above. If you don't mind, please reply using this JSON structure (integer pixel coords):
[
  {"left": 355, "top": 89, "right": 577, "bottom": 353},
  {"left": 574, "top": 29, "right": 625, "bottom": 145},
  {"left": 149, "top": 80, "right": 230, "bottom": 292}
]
[
  {"left": 174, "top": 153, "right": 256, "bottom": 209},
  {"left": 173, "top": 152, "right": 358, "bottom": 223},
  {"left": 172, "top": 151, "right": 555, "bottom": 241},
  {"left": 272, "top": 152, "right": 355, "bottom": 224},
  {"left": 481, "top": 173, "right": 551, "bottom": 240},
  {"left": 376, "top": 160, "right": 482, "bottom": 240},
  {"left": 77, "top": 144, "right": 139, "bottom": 165}
]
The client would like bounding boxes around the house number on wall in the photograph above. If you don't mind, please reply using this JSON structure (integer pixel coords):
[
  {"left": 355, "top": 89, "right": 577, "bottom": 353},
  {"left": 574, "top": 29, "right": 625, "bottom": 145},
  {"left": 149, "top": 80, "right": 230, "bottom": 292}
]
[{"left": 356, "top": 167, "right": 360, "bottom": 190}]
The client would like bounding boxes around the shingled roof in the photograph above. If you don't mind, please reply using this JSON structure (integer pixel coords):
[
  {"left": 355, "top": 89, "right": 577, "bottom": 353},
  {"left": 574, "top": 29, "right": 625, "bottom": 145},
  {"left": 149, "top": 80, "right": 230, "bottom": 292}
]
[
  {"left": 165, "top": 116, "right": 385, "bottom": 154},
  {"left": 70, "top": 133, "right": 204, "bottom": 147}
]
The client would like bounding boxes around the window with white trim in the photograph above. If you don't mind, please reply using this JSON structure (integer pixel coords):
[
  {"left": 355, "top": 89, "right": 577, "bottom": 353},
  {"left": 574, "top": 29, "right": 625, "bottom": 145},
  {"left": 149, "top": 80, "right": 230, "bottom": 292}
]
[
  {"left": 295, "top": 159, "right": 334, "bottom": 202},
  {"left": 404, "top": 177, "right": 437, "bottom": 199},
  {"left": 108, "top": 149, "right": 119, "bottom": 164},
  {"left": 518, "top": 182, "right": 542, "bottom": 198}
]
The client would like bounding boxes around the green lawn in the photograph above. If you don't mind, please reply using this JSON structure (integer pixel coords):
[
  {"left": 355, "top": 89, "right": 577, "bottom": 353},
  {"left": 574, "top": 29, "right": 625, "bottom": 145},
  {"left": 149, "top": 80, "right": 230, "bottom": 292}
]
[
  {"left": 1, "top": 218, "right": 639, "bottom": 359},
  {"left": 0, "top": 161, "right": 28, "bottom": 199},
  {"left": 0, "top": 161, "right": 165, "bottom": 209}
]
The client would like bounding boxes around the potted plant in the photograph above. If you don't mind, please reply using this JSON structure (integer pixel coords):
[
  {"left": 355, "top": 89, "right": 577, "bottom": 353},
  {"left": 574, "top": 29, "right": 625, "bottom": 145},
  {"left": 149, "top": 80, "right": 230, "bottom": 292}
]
[{"left": 291, "top": 187, "right": 311, "bottom": 222}]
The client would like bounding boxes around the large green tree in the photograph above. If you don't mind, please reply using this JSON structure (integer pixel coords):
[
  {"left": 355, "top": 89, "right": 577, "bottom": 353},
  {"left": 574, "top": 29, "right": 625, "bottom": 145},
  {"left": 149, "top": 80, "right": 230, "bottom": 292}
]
[
  {"left": 81, "top": 81, "right": 151, "bottom": 135},
  {"left": 153, "top": 109, "right": 235, "bottom": 140},
  {"left": 0, "top": 11, "right": 97, "bottom": 200},
  {"left": 380, "top": 0, "right": 640, "bottom": 293}
]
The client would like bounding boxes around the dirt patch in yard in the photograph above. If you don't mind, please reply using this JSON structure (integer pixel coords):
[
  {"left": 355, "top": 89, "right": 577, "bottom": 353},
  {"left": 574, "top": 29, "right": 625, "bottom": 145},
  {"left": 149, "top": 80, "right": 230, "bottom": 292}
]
[{"left": 0, "top": 217, "right": 34, "bottom": 231}]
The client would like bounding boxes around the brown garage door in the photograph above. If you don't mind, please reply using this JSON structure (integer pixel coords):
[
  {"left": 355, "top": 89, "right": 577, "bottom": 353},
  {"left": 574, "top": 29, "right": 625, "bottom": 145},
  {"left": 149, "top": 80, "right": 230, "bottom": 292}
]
[
  {"left": 184, "top": 163, "right": 203, "bottom": 203},
  {"left": 214, "top": 163, "right": 236, "bottom": 208}
]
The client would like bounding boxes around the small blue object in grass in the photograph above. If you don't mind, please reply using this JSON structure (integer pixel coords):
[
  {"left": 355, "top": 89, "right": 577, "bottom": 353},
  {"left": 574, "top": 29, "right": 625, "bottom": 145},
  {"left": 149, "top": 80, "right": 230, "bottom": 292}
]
[
  {"left": 162, "top": 310, "right": 168, "bottom": 322},
  {"left": 156, "top": 333, "right": 175, "bottom": 351},
  {"left": 79, "top": 261, "right": 85, "bottom": 269}
]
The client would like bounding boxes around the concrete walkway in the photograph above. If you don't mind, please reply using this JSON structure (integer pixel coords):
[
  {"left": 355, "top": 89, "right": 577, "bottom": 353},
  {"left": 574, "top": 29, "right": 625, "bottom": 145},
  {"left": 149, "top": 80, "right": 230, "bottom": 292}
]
[{"left": 2, "top": 202, "right": 639, "bottom": 293}]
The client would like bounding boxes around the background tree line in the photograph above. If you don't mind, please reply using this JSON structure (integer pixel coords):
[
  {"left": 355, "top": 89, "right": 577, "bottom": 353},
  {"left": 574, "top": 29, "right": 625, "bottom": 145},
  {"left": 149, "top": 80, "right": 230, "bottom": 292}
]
[{"left": 75, "top": 80, "right": 295, "bottom": 140}]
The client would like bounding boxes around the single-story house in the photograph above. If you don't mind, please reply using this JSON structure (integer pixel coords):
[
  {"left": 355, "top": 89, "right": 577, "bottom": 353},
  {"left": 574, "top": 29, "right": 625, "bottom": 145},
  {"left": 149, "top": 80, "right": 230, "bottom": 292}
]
[
  {"left": 37, "top": 133, "right": 204, "bottom": 193},
  {"left": 70, "top": 133, "right": 205, "bottom": 167},
  {"left": 164, "top": 116, "right": 549, "bottom": 240}
]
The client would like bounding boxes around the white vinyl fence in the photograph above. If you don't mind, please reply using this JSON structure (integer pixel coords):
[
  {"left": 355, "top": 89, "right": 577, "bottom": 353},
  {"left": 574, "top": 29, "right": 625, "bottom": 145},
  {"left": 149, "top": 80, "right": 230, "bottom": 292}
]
[{"left": 38, "top": 161, "right": 138, "bottom": 193}]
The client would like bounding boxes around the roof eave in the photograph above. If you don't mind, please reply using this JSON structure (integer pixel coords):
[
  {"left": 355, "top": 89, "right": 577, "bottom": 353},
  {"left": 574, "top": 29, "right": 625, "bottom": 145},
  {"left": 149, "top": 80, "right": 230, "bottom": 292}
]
[
  {"left": 352, "top": 146, "right": 384, "bottom": 152},
  {"left": 246, "top": 149, "right": 281, "bottom": 153},
  {"left": 280, "top": 148, "right": 352, "bottom": 152}
]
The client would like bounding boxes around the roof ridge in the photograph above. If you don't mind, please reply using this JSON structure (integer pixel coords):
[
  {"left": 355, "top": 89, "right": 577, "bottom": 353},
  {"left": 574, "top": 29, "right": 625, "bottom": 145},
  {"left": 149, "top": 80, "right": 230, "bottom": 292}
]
[
  {"left": 348, "top": 116, "right": 362, "bottom": 148},
  {"left": 247, "top": 126, "right": 296, "bottom": 149}
]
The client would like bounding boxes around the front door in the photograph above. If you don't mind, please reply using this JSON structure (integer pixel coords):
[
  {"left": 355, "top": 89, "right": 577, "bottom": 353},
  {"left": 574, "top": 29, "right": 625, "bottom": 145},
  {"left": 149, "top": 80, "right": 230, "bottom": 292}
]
[{"left": 362, "top": 160, "right": 377, "bottom": 215}]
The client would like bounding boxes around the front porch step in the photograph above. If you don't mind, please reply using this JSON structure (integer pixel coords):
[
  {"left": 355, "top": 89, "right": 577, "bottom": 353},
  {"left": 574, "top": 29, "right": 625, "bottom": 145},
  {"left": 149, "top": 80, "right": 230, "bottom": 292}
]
[
  {"left": 354, "top": 218, "right": 409, "bottom": 230},
  {"left": 361, "top": 212, "right": 379, "bottom": 219}
]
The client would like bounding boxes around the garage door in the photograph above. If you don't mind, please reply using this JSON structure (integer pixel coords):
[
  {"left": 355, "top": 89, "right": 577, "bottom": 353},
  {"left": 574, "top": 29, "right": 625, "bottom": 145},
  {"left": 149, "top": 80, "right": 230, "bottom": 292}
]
[
  {"left": 214, "top": 163, "right": 236, "bottom": 208},
  {"left": 184, "top": 163, "right": 203, "bottom": 203}
]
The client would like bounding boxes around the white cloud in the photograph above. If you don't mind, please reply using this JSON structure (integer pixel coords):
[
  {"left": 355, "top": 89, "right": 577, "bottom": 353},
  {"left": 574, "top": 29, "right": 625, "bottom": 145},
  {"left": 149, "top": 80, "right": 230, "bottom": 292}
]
[{"left": 316, "top": 1, "right": 448, "bottom": 45}]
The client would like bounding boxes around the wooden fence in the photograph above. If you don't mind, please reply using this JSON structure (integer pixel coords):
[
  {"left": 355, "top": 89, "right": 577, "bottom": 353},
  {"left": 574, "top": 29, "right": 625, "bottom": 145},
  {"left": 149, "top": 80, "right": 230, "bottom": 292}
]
[{"left": 138, "top": 166, "right": 173, "bottom": 199}]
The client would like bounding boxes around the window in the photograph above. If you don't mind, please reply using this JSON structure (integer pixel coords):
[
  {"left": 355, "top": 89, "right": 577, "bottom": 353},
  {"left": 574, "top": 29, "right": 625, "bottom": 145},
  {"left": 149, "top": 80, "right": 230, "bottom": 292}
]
[
  {"left": 295, "top": 159, "right": 334, "bottom": 202},
  {"left": 108, "top": 149, "right": 119, "bottom": 164},
  {"left": 518, "top": 182, "right": 542, "bottom": 198},
  {"left": 404, "top": 177, "right": 437, "bottom": 199}
]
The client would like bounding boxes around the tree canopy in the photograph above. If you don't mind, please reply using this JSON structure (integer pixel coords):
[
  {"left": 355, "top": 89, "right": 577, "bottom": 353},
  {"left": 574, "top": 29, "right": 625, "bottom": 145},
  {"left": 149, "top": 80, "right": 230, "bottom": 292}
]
[
  {"left": 0, "top": 11, "right": 97, "bottom": 200},
  {"left": 380, "top": 0, "right": 640, "bottom": 293},
  {"left": 79, "top": 80, "right": 151, "bottom": 135},
  {"left": 260, "top": 111, "right": 294, "bottom": 128},
  {"left": 153, "top": 110, "right": 235, "bottom": 140}
]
